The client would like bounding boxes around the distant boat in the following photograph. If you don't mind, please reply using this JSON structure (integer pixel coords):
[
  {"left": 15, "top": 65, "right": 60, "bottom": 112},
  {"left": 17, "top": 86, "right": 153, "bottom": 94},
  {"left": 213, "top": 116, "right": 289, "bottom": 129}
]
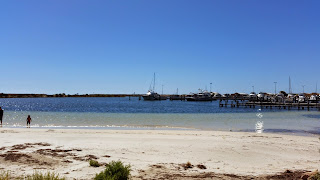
[
  {"left": 309, "top": 95, "right": 318, "bottom": 103},
  {"left": 298, "top": 94, "right": 306, "bottom": 102},
  {"left": 257, "top": 92, "right": 268, "bottom": 101},
  {"left": 186, "top": 89, "right": 212, "bottom": 101},
  {"left": 249, "top": 92, "right": 257, "bottom": 101},
  {"left": 142, "top": 90, "right": 162, "bottom": 100},
  {"left": 143, "top": 73, "right": 166, "bottom": 101}
]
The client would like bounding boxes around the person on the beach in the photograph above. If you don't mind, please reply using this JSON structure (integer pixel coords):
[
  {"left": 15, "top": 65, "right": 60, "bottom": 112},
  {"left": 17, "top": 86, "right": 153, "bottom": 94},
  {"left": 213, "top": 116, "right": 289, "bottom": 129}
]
[
  {"left": 26, "top": 115, "right": 32, "bottom": 128},
  {"left": 0, "top": 107, "right": 3, "bottom": 126}
]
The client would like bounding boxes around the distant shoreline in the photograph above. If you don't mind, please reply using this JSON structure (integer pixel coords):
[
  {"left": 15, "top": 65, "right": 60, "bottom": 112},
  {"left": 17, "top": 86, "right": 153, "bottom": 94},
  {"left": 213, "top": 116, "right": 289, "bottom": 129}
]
[{"left": 0, "top": 93, "right": 147, "bottom": 98}]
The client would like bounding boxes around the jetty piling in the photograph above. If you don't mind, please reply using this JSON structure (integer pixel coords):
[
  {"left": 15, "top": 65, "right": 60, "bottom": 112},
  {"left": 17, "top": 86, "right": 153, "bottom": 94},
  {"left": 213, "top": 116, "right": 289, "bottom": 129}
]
[{"left": 217, "top": 98, "right": 319, "bottom": 111}]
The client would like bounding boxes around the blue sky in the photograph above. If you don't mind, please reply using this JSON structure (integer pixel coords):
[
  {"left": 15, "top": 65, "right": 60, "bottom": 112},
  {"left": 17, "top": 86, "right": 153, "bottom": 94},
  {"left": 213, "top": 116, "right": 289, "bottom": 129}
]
[{"left": 1, "top": 0, "right": 319, "bottom": 94}]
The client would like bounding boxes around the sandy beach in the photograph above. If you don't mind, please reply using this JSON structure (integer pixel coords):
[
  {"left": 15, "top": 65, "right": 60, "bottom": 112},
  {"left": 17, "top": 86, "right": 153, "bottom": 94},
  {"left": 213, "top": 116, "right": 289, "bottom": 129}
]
[{"left": 0, "top": 128, "right": 319, "bottom": 179}]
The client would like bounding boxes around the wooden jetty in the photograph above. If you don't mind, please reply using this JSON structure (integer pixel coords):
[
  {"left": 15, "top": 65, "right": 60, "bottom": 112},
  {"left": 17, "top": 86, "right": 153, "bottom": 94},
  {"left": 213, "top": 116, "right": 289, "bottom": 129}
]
[
  {"left": 219, "top": 100, "right": 320, "bottom": 111},
  {"left": 169, "top": 95, "right": 186, "bottom": 101}
]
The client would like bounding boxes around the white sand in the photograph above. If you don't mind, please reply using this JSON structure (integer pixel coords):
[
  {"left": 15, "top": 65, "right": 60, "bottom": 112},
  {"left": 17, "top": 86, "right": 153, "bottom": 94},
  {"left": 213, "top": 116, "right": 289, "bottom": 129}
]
[{"left": 0, "top": 128, "right": 319, "bottom": 179}]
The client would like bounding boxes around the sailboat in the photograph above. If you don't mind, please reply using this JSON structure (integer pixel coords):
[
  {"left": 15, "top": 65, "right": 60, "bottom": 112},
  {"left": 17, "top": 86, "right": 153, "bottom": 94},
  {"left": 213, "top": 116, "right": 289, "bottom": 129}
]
[{"left": 142, "top": 73, "right": 166, "bottom": 101}]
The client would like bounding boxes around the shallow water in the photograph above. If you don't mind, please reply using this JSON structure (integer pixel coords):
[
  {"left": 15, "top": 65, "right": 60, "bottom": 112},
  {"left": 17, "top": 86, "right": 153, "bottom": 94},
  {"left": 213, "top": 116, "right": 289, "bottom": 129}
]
[{"left": 0, "top": 97, "right": 319, "bottom": 135}]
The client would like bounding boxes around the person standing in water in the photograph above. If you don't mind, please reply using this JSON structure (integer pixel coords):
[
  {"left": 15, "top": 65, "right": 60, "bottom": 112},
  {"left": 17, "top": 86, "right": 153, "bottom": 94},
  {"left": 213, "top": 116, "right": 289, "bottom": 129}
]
[
  {"left": 26, "top": 115, "right": 32, "bottom": 128},
  {"left": 0, "top": 107, "right": 3, "bottom": 126}
]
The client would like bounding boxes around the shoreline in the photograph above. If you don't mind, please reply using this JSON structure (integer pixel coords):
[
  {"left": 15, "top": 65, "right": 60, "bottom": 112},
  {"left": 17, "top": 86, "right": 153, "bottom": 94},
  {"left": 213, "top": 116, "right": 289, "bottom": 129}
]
[
  {"left": 1, "top": 125, "right": 319, "bottom": 138},
  {"left": 1, "top": 128, "right": 319, "bottom": 179}
]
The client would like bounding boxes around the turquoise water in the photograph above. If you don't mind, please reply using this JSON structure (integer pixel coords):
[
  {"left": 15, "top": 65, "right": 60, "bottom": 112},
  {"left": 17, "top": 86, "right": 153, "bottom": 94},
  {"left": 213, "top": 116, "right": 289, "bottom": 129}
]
[{"left": 0, "top": 97, "right": 319, "bottom": 135}]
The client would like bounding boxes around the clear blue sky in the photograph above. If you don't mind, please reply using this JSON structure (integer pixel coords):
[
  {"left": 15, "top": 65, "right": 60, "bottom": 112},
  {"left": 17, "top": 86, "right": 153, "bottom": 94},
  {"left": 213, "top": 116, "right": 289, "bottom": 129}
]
[{"left": 1, "top": 0, "right": 319, "bottom": 94}]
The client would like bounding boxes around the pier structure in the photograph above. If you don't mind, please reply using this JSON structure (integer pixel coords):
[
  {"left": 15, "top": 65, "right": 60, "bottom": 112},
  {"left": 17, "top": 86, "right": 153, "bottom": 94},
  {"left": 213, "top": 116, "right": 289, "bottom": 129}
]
[{"left": 218, "top": 99, "right": 320, "bottom": 111}]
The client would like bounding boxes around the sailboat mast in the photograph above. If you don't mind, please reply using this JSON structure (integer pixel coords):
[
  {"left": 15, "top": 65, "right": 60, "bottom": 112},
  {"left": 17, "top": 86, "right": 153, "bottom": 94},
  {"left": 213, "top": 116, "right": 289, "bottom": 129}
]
[
  {"left": 289, "top": 76, "right": 292, "bottom": 94},
  {"left": 153, "top": 73, "right": 155, "bottom": 92}
]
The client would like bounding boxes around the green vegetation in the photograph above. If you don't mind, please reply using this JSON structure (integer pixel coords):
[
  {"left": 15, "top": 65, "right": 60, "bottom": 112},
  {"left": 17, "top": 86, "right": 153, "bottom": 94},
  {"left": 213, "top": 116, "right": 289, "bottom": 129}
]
[
  {"left": 94, "top": 160, "right": 131, "bottom": 180},
  {"left": 309, "top": 172, "right": 320, "bottom": 180},
  {"left": 1, "top": 171, "right": 65, "bottom": 180},
  {"left": 25, "top": 171, "right": 65, "bottom": 180},
  {"left": 0, "top": 171, "right": 10, "bottom": 180},
  {"left": 90, "top": 160, "right": 101, "bottom": 167}
]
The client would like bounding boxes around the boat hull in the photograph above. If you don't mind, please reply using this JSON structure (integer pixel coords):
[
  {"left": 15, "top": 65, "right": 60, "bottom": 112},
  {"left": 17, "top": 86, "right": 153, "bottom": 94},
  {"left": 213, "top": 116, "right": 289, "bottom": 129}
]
[
  {"left": 142, "top": 94, "right": 167, "bottom": 101},
  {"left": 186, "top": 97, "right": 212, "bottom": 101}
]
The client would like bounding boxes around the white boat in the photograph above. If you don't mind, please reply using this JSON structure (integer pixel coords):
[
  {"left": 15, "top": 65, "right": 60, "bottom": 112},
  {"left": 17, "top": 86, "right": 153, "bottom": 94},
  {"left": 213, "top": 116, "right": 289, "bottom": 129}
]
[
  {"left": 186, "top": 89, "right": 212, "bottom": 101},
  {"left": 142, "top": 90, "right": 162, "bottom": 101},
  {"left": 249, "top": 92, "right": 257, "bottom": 97},
  {"left": 298, "top": 94, "right": 306, "bottom": 102},
  {"left": 309, "top": 95, "right": 318, "bottom": 103},
  {"left": 213, "top": 92, "right": 221, "bottom": 98},
  {"left": 142, "top": 73, "right": 166, "bottom": 101},
  {"left": 249, "top": 92, "right": 257, "bottom": 101},
  {"left": 257, "top": 92, "right": 268, "bottom": 101},
  {"left": 286, "top": 93, "right": 296, "bottom": 103},
  {"left": 276, "top": 93, "right": 285, "bottom": 103}
]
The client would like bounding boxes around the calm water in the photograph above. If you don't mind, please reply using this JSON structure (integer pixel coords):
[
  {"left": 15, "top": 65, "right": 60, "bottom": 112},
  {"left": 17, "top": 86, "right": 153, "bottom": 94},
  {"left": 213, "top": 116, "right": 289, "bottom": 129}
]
[{"left": 0, "top": 97, "right": 319, "bottom": 135}]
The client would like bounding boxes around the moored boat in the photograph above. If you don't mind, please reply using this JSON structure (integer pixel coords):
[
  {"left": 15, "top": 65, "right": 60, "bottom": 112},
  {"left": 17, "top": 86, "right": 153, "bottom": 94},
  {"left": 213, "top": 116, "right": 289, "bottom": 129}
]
[
  {"left": 143, "top": 73, "right": 166, "bottom": 101},
  {"left": 186, "top": 89, "right": 212, "bottom": 101},
  {"left": 142, "top": 90, "right": 162, "bottom": 100}
]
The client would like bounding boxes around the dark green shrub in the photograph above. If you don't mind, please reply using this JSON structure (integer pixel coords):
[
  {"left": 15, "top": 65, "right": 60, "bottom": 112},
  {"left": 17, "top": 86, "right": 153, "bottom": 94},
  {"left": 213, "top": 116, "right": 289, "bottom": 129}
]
[
  {"left": 94, "top": 160, "right": 131, "bottom": 180},
  {"left": 90, "top": 160, "right": 101, "bottom": 167}
]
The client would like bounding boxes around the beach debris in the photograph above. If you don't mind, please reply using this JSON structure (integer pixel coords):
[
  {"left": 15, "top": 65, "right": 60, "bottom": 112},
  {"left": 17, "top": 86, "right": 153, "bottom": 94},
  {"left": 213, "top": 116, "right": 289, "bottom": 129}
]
[
  {"left": 0, "top": 152, "right": 52, "bottom": 166},
  {"left": 26, "top": 142, "right": 51, "bottom": 146},
  {"left": 181, "top": 161, "right": 193, "bottom": 170},
  {"left": 0, "top": 153, "right": 32, "bottom": 162},
  {"left": 11, "top": 144, "right": 29, "bottom": 150},
  {"left": 285, "top": 169, "right": 292, "bottom": 173},
  {"left": 72, "top": 149, "right": 82, "bottom": 151},
  {"left": 197, "top": 164, "right": 207, "bottom": 169},
  {"left": 6, "top": 151, "right": 19, "bottom": 153},
  {"left": 85, "top": 154, "right": 98, "bottom": 160},
  {"left": 7, "top": 142, "right": 51, "bottom": 151},
  {"left": 301, "top": 170, "right": 319, "bottom": 180},
  {"left": 62, "top": 160, "right": 73, "bottom": 163},
  {"left": 36, "top": 148, "right": 75, "bottom": 158},
  {"left": 103, "top": 155, "right": 111, "bottom": 158},
  {"left": 73, "top": 156, "right": 86, "bottom": 161},
  {"left": 136, "top": 163, "right": 252, "bottom": 179},
  {"left": 151, "top": 164, "right": 163, "bottom": 169}
]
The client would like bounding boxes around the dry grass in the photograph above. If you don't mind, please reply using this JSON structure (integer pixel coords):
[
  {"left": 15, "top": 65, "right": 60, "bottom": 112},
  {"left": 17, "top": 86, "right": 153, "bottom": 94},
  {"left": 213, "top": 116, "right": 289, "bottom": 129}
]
[
  {"left": 0, "top": 171, "right": 10, "bottom": 180},
  {"left": 25, "top": 171, "right": 65, "bottom": 180}
]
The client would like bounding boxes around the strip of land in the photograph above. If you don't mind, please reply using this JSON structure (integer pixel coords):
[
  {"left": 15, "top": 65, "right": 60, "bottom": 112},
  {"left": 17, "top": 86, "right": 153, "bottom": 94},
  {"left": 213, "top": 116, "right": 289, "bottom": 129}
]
[
  {"left": 0, "top": 93, "right": 139, "bottom": 98},
  {"left": 0, "top": 128, "right": 319, "bottom": 179}
]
